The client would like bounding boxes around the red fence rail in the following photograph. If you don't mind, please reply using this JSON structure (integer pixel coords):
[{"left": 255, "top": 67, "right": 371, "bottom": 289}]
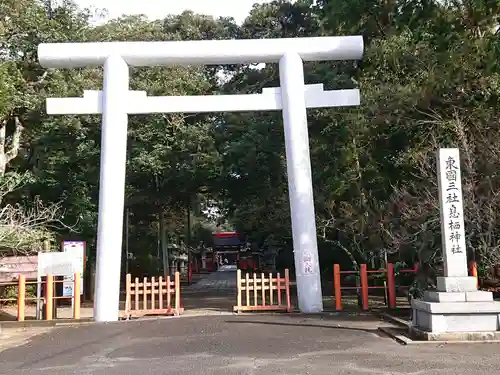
[{"left": 333, "top": 263, "right": 418, "bottom": 311}]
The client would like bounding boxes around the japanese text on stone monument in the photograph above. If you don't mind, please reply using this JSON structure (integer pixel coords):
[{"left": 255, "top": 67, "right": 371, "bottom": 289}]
[{"left": 437, "top": 148, "right": 468, "bottom": 277}]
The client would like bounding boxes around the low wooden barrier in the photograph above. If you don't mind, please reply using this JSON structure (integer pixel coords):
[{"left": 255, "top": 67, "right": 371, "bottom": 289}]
[
  {"left": 123, "top": 272, "right": 183, "bottom": 319},
  {"left": 333, "top": 263, "right": 417, "bottom": 311},
  {"left": 234, "top": 269, "right": 291, "bottom": 313},
  {"left": 0, "top": 273, "right": 81, "bottom": 321}
]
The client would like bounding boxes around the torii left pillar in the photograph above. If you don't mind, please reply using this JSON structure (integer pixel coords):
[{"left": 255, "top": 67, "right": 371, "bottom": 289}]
[{"left": 94, "top": 55, "right": 129, "bottom": 322}]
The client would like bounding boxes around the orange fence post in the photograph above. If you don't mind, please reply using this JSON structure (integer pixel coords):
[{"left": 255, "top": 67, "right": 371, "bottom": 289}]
[
  {"left": 261, "top": 273, "right": 266, "bottom": 306},
  {"left": 151, "top": 276, "right": 156, "bottom": 310},
  {"left": 245, "top": 273, "right": 252, "bottom": 306},
  {"left": 143, "top": 276, "right": 147, "bottom": 310},
  {"left": 284, "top": 268, "right": 291, "bottom": 312},
  {"left": 386, "top": 263, "right": 396, "bottom": 309},
  {"left": 17, "top": 275, "right": 26, "bottom": 321},
  {"left": 333, "top": 264, "right": 342, "bottom": 311},
  {"left": 174, "top": 271, "right": 181, "bottom": 314},
  {"left": 73, "top": 272, "right": 81, "bottom": 319},
  {"left": 360, "top": 264, "right": 369, "bottom": 311},
  {"left": 125, "top": 274, "right": 131, "bottom": 316},
  {"left": 236, "top": 269, "right": 242, "bottom": 312},
  {"left": 45, "top": 274, "right": 53, "bottom": 320},
  {"left": 269, "top": 272, "right": 274, "bottom": 305},
  {"left": 469, "top": 261, "right": 478, "bottom": 289}
]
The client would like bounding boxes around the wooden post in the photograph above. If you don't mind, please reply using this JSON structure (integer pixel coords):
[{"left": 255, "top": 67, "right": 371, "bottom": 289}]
[
  {"left": 469, "top": 261, "right": 478, "bottom": 289},
  {"left": 166, "top": 275, "right": 171, "bottom": 308},
  {"left": 45, "top": 274, "right": 53, "bottom": 320},
  {"left": 269, "top": 273, "right": 274, "bottom": 305},
  {"left": 333, "top": 264, "right": 342, "bottom": 311},
  {"left": 236, "top": 269, "right": 242, "bottom": 312},
  {"left": 73, "top": 272, "right": 81, "bottom": 319},
  {"left": 277, "top": 272, "right": 282, "bottom": 306},
  {"left": 253, "top": 273, "right": 257, "bottom": 306},
  {"left": 174, "top": 271, "right": 180, "bottom": 313},
  {"left": 245, "top": 273, "right": 250, "bottom": 306},
  {"left": 386, "top": 263, "right": 396, "bottom": 309},
  {"left": 284, "top": 268, "right": 291, "bottom": 312},
  {"left": 134, "top": 277, "right": 139, "bottom": 310},
  {"left": 158, "top": 276, "right": 163, "bottom": 310},
  {"left": 151, "top": 276, "right": 156, "bottom": 310},
  {"left": 261, "top": 273, "right": 266, "bottom": 306},
  {"left": 125, "top": 274, "right": 132, "bottom": 314},
  {"left": 360, "top": 264, "right": 369, "bottom": 311},
  {"left": 17, "top": 275, "right": 26, "bottom": 321},
  {"left": 143, "top": 277, "right": 147, "bottom": 310}
]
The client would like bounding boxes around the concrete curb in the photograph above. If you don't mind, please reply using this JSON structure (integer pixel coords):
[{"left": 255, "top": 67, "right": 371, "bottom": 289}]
[
  {"left": 378, "top": 312, "right": 500, "bottom": 344},
  {"left": 378, "top": 326, "right": 500, "bottom": 345},
  {"left": 0, "top": 310, "right": 388, "bottom": 333},
  {"left": 0, "top": 318, "right": 94, "bottom": 335},
  {"left": 377, "top": 312, "right": 411, "bottom": 327}
]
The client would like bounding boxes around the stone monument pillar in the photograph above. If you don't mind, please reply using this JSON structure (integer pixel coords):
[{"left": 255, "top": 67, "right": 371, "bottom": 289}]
[{"left": 411, "top": 148, "right": 500, "bottom": 340}]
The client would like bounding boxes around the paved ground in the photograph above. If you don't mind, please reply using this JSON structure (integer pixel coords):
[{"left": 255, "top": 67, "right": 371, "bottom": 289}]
[
  {"left": 1, "top": 314, "right": 500, "bottom": 375},
  {"left": 186, "top": 268, "right": 237, "bottom": 292},
  {"left": 181, "top": 268, "right": 237, "bottom": 312}
]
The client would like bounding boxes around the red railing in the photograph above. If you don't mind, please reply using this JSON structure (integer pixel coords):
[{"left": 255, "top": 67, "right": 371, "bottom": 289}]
[{"left": 333, "top": 263, "right": 418, "bottom": 311}]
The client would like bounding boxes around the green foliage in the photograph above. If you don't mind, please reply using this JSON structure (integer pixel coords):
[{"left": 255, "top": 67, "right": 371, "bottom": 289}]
[{"left": 0, "top": 0, "right": 499, "bottom": 285}]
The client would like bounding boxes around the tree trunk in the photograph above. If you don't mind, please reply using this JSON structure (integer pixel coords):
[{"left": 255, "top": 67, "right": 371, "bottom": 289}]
[
  {"left": 160, "top": 210, "right": 169, "bottom": 278},
  {"left": 0, "top": 116, "right": 24, "bottom": 178}
]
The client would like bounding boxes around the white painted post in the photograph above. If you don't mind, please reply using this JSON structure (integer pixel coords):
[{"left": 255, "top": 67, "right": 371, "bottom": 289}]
[
  {"left": 279, "top": 52, "right": 323, "bottom": 313},
  {"left": 94, "top": 55, "right": 130, "bottom": 322}
]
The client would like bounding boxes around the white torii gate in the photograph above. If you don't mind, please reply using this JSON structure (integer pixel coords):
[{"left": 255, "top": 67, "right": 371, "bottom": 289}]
[{"left": 38, "top": 36, "right": 364, "bottom": 322}]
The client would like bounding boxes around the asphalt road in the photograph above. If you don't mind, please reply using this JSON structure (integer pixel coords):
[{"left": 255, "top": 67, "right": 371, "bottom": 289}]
[{"left": 1, "top": 314, "right": 500, "bottom": 375}]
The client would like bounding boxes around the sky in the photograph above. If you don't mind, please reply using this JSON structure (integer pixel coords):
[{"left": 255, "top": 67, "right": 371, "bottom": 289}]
[{"left": 73, "top": 0, "right": 274, "bottom": 25}]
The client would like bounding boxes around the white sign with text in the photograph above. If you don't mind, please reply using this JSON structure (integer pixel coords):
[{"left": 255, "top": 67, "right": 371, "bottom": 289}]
[
  {"left": 437, "top": 148, "right": 468, "bottom": 277},
  {"left": 62, "top": 241, "right": 85, "bottom": 297},
  {"left": 38, "top": 251, "right": 80, "bottom": 277}
]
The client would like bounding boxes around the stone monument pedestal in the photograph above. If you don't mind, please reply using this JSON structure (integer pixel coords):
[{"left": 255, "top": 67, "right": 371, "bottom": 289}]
[{"left": 411, "top": 276, "right": 500, "bottom": 340}]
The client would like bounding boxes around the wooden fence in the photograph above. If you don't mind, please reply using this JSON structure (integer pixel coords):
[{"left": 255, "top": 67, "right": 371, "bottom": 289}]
[
  {"left": 0, "top": 273, "right": 81, "bottom": 321},
  {"left": 333, "top": 263, "right": 418, "bottom": 310},
  {"left": 234, "top": 269, "right": 291, "bottom": 313},
  {"left": 123, "top": 272, "right": 183, "bottom": 319}
]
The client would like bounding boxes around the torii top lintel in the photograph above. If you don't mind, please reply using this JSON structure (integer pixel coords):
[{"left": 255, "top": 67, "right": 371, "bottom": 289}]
[{"left": 38, "top": 36, "right": 364, "bottom": 68}]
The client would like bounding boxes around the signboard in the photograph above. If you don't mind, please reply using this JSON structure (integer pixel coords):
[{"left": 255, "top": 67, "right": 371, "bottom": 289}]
[
  {"left": 38, "top": 251, "right": 80, "bottom": 277},
  {"left": 62, "top": 241, "right": 85, "bottom": 297},
  {"left": 0, "top": 255, "right": 38, "bottom": 282}
]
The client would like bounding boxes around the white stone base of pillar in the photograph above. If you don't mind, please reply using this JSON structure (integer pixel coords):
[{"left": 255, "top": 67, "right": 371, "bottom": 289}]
[{"left": 411, "top": 276, "right": 500, "bottom": 338}]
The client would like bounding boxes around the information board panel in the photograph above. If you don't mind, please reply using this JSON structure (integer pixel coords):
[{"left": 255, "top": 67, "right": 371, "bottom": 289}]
[{"left": 62, "top": 241, "right": 85, "bottom": 297}]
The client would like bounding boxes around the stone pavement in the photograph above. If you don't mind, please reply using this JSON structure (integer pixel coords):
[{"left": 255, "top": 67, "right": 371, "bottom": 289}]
[
  {"left": 186, "top": 269, "right": 237, "bottom": 292},
  {"left": 1, "top": 313, "right": 500, "bottom": 375},
  {"left": 182, "top": 269, "right": 237, "bottom": 312}
]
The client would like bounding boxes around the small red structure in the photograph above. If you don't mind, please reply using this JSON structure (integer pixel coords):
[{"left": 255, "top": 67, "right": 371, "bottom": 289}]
[{"left": 202, "top": 232, "right": 262, "bottom": 271}]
